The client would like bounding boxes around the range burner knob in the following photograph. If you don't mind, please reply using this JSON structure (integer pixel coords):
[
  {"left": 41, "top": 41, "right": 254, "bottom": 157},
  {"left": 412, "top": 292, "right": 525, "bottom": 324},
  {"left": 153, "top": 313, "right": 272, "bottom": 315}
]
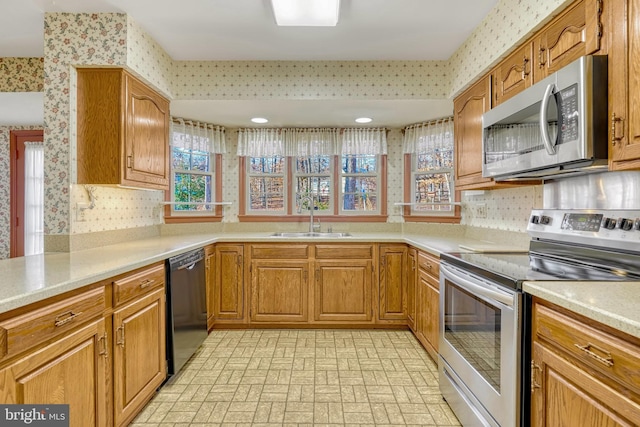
[
  {"left": 531, "top": 215, "right": 540, "bottom": 224},
  {"left": 603, "top": 217, "right": 617, "bottom": 230},
  {"left": 539, "top": 215, "right": 551, "bottom": 225},
  {"left": 635, "top": 218, "right": 640, "bottom": 231},
  {"left": 619, "top": 218, "right": 634, "bottom": 231}
]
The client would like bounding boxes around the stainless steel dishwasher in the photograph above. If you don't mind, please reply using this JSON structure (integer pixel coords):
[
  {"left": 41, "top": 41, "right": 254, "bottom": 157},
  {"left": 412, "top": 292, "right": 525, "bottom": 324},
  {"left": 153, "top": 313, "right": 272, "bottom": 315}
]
[{"left": 166, "top": 248, "right": 207, "bottom": 377}]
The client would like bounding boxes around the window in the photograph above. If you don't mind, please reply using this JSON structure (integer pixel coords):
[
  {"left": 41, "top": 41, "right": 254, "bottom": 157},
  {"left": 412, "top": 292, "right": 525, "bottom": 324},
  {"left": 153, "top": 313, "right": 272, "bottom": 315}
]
[
  {"left": 238, "top": 127, "right": 387, "bottom": 221},
  {"left": 166, "top": 119, "right": 225, "bottom": 222},
  {"left": 403, "top": 118, "right": 459, "bottom": 222}
]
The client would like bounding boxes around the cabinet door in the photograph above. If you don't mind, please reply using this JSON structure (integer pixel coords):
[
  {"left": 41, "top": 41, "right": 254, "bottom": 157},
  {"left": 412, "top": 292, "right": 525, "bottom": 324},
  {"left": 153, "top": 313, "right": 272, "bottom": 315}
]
[
  {"left": 379, "top": 245, "right": 407, "bottom": 321},
  {"left": 416, "top": 270, "right": 439, "bottom": 361},
  {"left": 250, "top": 260, "right": 309, "bottom": 322},
  {"left": 534, "top": 0, "right": 605, "bottom": 80},
  {"left": 0, "top": 319, "right": 108, "bottom": 427},
  {"left": 214, "top": 244, "right": 244, "bottom": 321},
  {"left": 113, "top": 288, "right": 166, "bottom": 427},
  {"left": 314, "top": 259, "right": 373, "bottom": 322},
  {"left": 205, "top": 245, "right": 215, "bottom": 330},
  {"left": 531, "top": 341, "right": 640, "bottom": 426},
  {"left": 123, "top": 74, "right": 170, "bottom": 188},
  {"left": 609, "top": 0, "right": 640, "bottom": 169},
  {"left": 406, "top": 248, "right": 417, "bottom": 331},
  {"left": 493, "top": 42, "right": 534, "bottom": 106},
  {"left": 454, "top": 75, "right": 493, "bottom": 190}
]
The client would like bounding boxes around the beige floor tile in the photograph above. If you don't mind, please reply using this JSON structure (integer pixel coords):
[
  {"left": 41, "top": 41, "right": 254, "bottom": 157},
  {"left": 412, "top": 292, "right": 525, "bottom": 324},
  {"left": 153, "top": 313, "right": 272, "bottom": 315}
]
[{"left": 137, "top": 329, "right": 462, "bottom": 427}]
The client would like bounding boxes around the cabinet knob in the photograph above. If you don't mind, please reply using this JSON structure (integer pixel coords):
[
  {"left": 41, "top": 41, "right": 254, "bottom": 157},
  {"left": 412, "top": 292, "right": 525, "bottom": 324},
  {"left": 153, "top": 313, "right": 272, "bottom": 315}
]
[
  {"left": 531, "top": 360, "right": 542, "bottom": 392},
  {"left": 538, "top": 47, "right": 546, "bottom": 68},
  {"left": 522, "top": 56, "right": 530, "bottom": 79}
]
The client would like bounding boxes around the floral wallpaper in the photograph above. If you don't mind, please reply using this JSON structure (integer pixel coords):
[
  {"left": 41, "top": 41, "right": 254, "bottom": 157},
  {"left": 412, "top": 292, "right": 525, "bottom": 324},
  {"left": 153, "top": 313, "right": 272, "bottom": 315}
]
[
  {"left": 448, "top": 0, "right": 571, "bottom": 96},
  {"left": 0, "top": 58, "right": 44, "bottom": 92},
  {"left": 172, "top": 60, "right": 449, "bottom": 100},
  {"left": 0, "top": 126, "right": 43, "bottom": 260},
  {"left": 30, "top": 0, "right": 567, "bottom": 246},
  {"left": 461, "top": 186, "right": 543, "bottom": 233}
]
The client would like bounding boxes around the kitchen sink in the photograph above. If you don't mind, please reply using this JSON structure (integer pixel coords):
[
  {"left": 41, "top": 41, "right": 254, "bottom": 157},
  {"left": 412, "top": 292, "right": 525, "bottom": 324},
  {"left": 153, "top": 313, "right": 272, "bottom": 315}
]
[{"left": 270, "top": 232, "right": 352, "bottom": 238}]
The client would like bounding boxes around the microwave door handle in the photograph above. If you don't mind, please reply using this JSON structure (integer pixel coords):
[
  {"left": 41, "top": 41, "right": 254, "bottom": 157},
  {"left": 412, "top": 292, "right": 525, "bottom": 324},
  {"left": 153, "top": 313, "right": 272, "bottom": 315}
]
[
  {"left": 442, "top": 266, "right": 515, "bottom": 307},
  {"left": 540, "top": 83, "right": 557, "bottom": 155}
]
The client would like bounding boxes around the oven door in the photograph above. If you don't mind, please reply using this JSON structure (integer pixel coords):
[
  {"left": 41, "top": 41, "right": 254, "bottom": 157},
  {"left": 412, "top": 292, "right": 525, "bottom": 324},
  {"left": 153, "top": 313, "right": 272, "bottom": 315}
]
[{"left": 439, "top": 262, "right": 521, "bottom": 427}]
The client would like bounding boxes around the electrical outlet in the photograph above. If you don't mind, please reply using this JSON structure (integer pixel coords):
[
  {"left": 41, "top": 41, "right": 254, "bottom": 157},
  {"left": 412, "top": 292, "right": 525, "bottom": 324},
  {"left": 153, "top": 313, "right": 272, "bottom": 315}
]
[{"left": 476, "top": 203, "right": 487, "bottom": 219}]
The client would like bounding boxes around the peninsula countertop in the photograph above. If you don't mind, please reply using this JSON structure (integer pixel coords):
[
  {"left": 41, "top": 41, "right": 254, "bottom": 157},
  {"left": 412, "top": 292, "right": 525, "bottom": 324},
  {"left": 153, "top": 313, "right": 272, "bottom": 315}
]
[{"left": 0, "top": 231, "right": 511, "bottom": 315}]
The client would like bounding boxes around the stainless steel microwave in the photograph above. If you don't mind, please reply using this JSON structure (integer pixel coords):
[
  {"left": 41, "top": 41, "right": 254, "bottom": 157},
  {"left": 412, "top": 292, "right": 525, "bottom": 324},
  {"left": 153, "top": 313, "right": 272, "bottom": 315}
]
[{"left": 482, "top": 55, "right": 608, "bottom": 180}]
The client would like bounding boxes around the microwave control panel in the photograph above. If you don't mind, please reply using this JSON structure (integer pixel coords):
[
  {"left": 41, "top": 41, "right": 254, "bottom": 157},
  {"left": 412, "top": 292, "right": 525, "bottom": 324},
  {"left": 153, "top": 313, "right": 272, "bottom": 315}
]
[{"left": 557, "top": 83, "right": 579, "bottom": 144}]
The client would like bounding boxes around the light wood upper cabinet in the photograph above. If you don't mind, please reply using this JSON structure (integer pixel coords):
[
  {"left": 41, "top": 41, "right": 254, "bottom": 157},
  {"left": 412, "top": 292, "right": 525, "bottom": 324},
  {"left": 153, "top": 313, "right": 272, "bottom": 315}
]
[
  {"left": 379, "top": 245, "right": 407, "bottom": 322},
  {"left": 493, "top": 42, "right": 534, "bottom": 106},
  {"left": 112, "top": 287, "right": 166, "bottom": 427},
  {"left": 454, "top": 75, "right": 494, "bottom": 190},
  {"left": 530, "top": 299, "right": 640, "bottom": 426},
  {"left": 609, "top": 0, "right": 640, "bottom": 170},
  {"left": 76, "top": 68, "right": 170, "bottom": 190},
  {"left": 213, "top": 244, "right": 245, "bottom": 322},
  {"left": 533, "top": 0, "right": 606, "bottom": 80},
  {"left": 0, "top": 318, "right": 108, "bottom": 427},
  {"left": 250, "top": 259, "right": 310, "bottom": 322}
]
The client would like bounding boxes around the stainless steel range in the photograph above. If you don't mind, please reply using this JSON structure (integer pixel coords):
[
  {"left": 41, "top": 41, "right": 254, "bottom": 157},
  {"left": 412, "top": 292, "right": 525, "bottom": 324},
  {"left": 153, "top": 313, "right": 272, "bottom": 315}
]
[{"left": 438, "top": 207, "right": 640, "bottom": 427}]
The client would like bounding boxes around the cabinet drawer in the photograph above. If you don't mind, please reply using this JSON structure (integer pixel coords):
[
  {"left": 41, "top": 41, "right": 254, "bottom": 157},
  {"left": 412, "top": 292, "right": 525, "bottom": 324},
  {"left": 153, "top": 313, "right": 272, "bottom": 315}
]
[
  {"left": 418, "top": 251, "right": 440, "bottom": 280},
  {"left": 315, "top": 244, "right": 373, "bottom": 259},
  {"left": 0, "top": 287, "right": 105, "bottom": 359},
  {"left": 534, "top": 302, "right": 640, "bottom": 395},
  {"left": 250, "top": 244, "right": 309, "bottom": 259},
  {"left": 113, "top": 263, "right": 165, "bottom": 307}
]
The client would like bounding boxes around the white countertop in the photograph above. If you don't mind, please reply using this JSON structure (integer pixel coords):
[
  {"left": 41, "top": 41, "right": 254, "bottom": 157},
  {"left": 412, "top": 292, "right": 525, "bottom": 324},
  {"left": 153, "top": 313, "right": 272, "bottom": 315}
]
[
  {"left": 0, "top": 231, "right": 498, "bottom": 315},
  {"left": 523, "top": 281, "right": 640, "bottom": 340}
]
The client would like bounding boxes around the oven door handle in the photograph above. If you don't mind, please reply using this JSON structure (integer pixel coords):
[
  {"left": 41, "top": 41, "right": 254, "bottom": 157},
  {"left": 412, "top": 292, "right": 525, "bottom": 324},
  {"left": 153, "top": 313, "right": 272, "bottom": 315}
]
[{"left": 442, "top": 265, "right": 515, "bottom": 307}]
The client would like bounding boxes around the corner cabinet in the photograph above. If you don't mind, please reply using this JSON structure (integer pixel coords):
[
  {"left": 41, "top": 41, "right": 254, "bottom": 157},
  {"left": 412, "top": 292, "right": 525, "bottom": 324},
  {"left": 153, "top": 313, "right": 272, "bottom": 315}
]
[
  {"left": 530, "top": 299, "right": 640, "bottom": 426},
  {"left": 378, "top": 245, "right": 408, "bottom": 322},
  {"left": 213, "top": 244, "right": 245, "bottom": 323},
  {"left": 609, "top": 0, "right": 640, "bottom": 170},
  {"left": 76, "top": 68, "right": 170, "bottom": 190}
]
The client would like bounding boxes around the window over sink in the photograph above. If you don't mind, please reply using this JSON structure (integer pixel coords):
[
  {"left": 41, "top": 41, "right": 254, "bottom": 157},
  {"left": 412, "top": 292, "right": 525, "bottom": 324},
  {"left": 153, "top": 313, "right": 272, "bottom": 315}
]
[{"left": 238, "top": 127, "right": 387, "bottom": 221}]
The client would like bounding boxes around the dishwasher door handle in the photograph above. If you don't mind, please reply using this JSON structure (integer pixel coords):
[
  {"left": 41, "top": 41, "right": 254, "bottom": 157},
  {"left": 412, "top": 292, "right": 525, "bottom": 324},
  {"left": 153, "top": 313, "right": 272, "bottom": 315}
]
[{"left": 176, "top": 261, "right": 199, "bottom": 271}]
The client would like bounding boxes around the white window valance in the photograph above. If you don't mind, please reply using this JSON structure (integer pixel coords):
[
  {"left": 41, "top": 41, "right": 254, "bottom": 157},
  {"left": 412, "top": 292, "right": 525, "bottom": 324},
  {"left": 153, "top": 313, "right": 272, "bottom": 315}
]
[
  {"left": 237, "top": 127, "right": 387, "bottom": 157},
  {"left": 341, "top": 128, "right": 387, "bottom": 155},
  {"left": 402, "top": 117, "right": 454, "bottom": 155},
  {"left": 171, "top": 118, "right": 226, "bottom": 154}
]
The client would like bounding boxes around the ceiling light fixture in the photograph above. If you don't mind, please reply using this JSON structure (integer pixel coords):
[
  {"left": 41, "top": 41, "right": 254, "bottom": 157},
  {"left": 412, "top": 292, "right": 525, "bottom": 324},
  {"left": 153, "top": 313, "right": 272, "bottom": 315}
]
[
  {"left": 355, "top": 117, "right": 372, "bottom": 124},
  {"left": 251, "top": 117, "right": 269, "bottom": 124},
  {"left": 271, "top": 0, "right": 340, "bottom": 27}
]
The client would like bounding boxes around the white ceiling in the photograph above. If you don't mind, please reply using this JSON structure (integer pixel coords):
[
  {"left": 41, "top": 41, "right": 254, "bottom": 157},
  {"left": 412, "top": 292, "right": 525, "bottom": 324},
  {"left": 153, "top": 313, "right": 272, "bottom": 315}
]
[{"left": 0, "top": 0, "right": 498, "bottom": 127}]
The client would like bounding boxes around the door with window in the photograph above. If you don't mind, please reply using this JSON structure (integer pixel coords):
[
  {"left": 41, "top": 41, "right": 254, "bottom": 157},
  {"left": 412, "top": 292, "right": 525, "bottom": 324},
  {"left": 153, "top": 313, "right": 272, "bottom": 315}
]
[{"left": 10, "top": 130, "right": 44, "bottom": 257}]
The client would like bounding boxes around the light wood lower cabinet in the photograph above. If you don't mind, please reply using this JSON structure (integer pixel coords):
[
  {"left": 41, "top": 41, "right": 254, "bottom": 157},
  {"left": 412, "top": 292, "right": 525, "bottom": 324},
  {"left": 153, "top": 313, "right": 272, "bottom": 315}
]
[
  {"left": 250, "top": 259, "right": 310, "bottom": 322},
  {"left": 204, "top": 244, "right": 215, "bottom": 330},
  {"left": 112, "top": 287, "right": 166, "bottom": 427},
  {"left": 213, "top": 244, "right": 245, "bottom": 322},
  {"left": 531, "top": 299, "right": 640, "bottom": 426},
  {"left": 406, "top": 248, "right": 417, "bottom": 331},
  {"left": 414, "top": 251, "right": 440, "bottom": 361},
  {"left": 0, "top": 318, "right": 108, "bottom": 427},
  {"left": 378, "top": 245, "right": 407, "bottom": 322},
  {"left": 314, "top": 259, "right": 373, "bottom": 322}
]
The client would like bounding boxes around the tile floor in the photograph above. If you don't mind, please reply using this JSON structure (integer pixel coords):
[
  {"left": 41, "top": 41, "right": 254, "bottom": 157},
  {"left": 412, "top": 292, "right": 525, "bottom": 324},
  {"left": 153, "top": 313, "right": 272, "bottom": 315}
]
[{"left": 131, "top": 329, "right": 461, "bottom": 426}]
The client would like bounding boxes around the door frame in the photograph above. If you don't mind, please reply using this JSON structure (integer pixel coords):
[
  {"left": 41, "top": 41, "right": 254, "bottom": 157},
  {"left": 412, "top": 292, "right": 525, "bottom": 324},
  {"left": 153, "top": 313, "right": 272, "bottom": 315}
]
[{"left": 9, "top": 129, "right": 43, "bottom": 258}]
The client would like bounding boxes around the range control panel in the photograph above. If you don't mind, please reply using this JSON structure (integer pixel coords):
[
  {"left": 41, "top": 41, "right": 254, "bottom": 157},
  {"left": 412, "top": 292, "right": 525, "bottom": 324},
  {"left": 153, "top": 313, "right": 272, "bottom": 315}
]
[{"left": 528, "top": 209, "right": 640, "bottom": 251}]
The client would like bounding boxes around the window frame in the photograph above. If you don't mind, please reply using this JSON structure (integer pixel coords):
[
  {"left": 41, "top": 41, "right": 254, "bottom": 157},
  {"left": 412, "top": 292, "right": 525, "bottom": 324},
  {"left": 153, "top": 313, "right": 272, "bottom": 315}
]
[
  {"left": 164, "top": 152, "right": 223, "bottom": 224},
  {"left": 245, "top": 155, "right": 288, "bottom": 216},
  {"left": 238, "top": 155, "right": 387, "bottom": 222},
  {"left": 403, "top": 153, "right": 461, "bottom": 223},
  {"left": 339, "top": 154, "right": 382, "bottom": 216}
]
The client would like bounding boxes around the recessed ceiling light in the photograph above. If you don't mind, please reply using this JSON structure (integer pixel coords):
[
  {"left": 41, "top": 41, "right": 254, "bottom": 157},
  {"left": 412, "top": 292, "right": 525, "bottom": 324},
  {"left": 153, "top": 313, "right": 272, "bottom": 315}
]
[
  {"left": 355, "top": 117, "right": 372, "bottom": 124},
  {"left": 271, "top": 0, "right": 340, "bottom": 26},
  {"left": 251, "top": 117, "right": 269, "bottom": 124}
]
